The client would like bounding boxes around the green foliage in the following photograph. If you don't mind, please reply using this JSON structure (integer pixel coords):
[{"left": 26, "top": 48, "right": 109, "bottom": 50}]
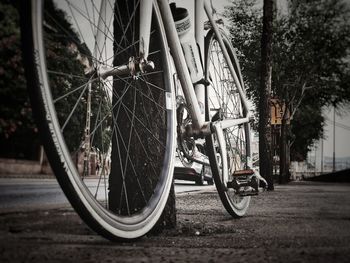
[
  {"left": 290, "top": 97, "right": 325, "bottom": 161},
  {"left": 0, "top": 2, "right": 39, "bottom": 159},
  {"left": 0, "top": 0, "right": 111, "bottom": 160},
  {"left": 275, "top": 0, "right": 350, "bottom": 106},
  {"left": 89, "top": 83, "right": 112, "bottom": 154},
  {"left": 43, "top": 1, "right": 111, "bottom": 154},
  {"left": 44, "top": 35, "right": 87, "bottom": 153},
  {"left": 224, "top": 0, "right": 262, "bottom": 106},
  {"left": 224, "top": 0, "right": 350, "bottom": 160}
]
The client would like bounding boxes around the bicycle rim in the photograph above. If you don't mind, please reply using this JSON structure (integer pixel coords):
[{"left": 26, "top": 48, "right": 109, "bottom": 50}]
[
  {"left": 205, "top": 30, "right": 251, "bottom": 217},
  {"left": 24, "top": 0, "right": 175, "bottom": 240}
]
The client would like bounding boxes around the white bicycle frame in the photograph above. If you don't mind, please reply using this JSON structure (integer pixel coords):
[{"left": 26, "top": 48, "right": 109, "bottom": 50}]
[
  {"left": 104, "top": 0, "right": 253, "bottom": 181},
  {"left": 155, "top": 0, "right": 250, "bottom": 130},
  {"left": 100, "top": 0, "right": 250, "bottom": 132}
]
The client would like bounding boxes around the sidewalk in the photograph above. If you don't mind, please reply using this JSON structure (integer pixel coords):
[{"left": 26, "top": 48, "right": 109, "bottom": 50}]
[
  {"left": 0, "top": 173, "right": 54, "bottom": 179},
  {"left": 1, "top": 181, "right": 350, "bottom": 262}
]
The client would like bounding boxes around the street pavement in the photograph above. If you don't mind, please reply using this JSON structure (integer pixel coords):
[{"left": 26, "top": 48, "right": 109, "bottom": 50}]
[
  {"left": 0, "top": 178, "right": 213, "bottom": 212},
  {"left": 0, "top": 181, "right": 350, "bottom": 262}
]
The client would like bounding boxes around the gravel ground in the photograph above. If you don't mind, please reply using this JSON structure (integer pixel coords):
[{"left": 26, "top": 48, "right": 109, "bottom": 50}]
[{"left": 1, "top": 181, "right": 350, "bottom": 262}]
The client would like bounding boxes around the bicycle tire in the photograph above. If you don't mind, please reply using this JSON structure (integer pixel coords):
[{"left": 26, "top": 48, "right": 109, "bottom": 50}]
[
  {"left": 204, "top": 29, "right": 251, "bottom": 217},
  {"left": 20, "top": 0, "right": 176, "bottom": 240}
]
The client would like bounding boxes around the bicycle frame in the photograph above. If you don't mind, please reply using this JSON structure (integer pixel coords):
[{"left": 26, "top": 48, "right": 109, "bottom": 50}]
[
  {"left": 140, "top": 0, "right": 251, "bottom": 135},
  {"left": 21, "top": 0, "right": 266, "bottom": 240},
  {"left": 94, "top": 0, "right": 253, "bottom": 182}
]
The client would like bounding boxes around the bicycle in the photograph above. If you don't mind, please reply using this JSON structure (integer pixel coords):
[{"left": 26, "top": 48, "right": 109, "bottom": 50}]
[{"left": 20, "top": 0, "right": 267, "bottom": 241}]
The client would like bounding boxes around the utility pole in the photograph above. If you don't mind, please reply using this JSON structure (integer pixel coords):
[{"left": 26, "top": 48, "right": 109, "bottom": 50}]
[
  {"left": 321, "top": 138, "right": 324, "bottom": 174},
  {"left": 314, "top": 145, "right": 317, "bottom": 176},
  {"left": 333, "top": 106, "right": 336, "bottom": 172},
  {"left": 83, "top": 83, "right": 92, "bottom": 177}
]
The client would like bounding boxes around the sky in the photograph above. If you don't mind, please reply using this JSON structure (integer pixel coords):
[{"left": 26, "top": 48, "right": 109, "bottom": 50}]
[{"left": 321, "top": 108, "right": 350, "bottom": 158}]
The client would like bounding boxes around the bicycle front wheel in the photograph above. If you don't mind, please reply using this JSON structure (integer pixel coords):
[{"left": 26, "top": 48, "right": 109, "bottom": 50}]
[
  {"left": 205, "top": 30, "right": 251, "bottom": 217},
  {"left": 21, "top": 0, "right": 176, "bottom": 240}
]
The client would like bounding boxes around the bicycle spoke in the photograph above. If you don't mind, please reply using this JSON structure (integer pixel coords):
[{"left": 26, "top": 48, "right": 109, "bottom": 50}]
[
  {"left": 30, "top": 0, "right": 175, "bottom": 239},
  {"left": 206, "top": 32, "right": 251, "bottom": 217},
  {"left": 120, "top": 101, "right": 166, "bottom": 149}
]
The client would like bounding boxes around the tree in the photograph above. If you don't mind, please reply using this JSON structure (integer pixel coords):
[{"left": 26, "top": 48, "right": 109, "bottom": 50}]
[
  {"left": 0, "top": 0, "right": 111, "bottom": 162},
  {"left": 0, "top": 1, "right": 40, "bottom": 160},
  {"left": 290, "top": 102, "right": 324, "bottom": 161},
  {"left": 43, "top": 1, "right": 111, "bottom": 155},
  {"left": 109, "top": 1, "right": 176, "bottom": 230},
  {"left": 225, "top": 0, "right": 350, "bottom": 183},
  {"left": 273, "top": 0, "right": 350, "bottom": 182},
  {"left": 225, "top": 0, "right": 275, "bottom": 188},
  {"left": 224, "top": 0, "right": 262, "bottom": 109}
]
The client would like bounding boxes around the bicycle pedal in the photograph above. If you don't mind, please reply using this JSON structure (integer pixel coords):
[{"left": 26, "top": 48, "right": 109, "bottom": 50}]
[
  {"left": 232, "top": 169, "right": 255, "bottom": 176},
  {"left": 226, "top": 170, "right": 254, "bottom": 189},
  {"left": 227, "top": 170, "right": 260, "bottom": 196},
  {"left": 226, "top": 180, "right": 259, "bottom": 196},
  {"left": 237, "top": 188, "right": 259, "bottom": 196},
  {"left": 211, "top": 109, "right": 223, "bottom": 122}
]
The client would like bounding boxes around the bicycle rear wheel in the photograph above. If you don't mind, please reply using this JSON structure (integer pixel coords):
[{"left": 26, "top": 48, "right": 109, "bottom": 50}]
[
  {"left": 21, "top": 0, "right": 175, "bottom": 240},
  {"left": 205, "top": 30, "right": 251, "bottom": 217}
]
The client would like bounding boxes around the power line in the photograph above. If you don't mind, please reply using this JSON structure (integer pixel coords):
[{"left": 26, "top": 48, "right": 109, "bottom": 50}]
[{"left": 325, "top": 117, "right": 350, "bottom": 132}]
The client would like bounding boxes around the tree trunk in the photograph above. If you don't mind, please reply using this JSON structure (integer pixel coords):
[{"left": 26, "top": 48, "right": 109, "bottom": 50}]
[
  {"left": 279, "top": 117, "right": 291, "bottom": 183},
  {"left": 279, "top": 119, "right": 287, "bottom": 183},
  {"left": 109, "top": 1, "right": 176, "bottom": 232},
  {"left": 259, "top": 0, "right": 275, "bottom": 190},
  {"left": 150, "top": 181, "right": 177, "bottom": 234}
]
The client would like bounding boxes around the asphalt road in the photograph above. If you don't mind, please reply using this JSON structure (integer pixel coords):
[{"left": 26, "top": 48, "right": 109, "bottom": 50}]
[
  {"left": 0, "top": 178, "right": 68, "bottom": 211},
  {"left": 1, "top": 180, "right": 350, "bottom": 262},
  {"left": 0, "top": 178, "right": 214, "bottom": 212}
]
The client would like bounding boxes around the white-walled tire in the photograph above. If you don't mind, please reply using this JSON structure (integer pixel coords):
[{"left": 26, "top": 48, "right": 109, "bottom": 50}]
[
  {"left": 205, "top": 30, "right": 251, "bottom": 217},
  {"left": 20, "top": 0, "right": 176, "bottom": 240}
]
